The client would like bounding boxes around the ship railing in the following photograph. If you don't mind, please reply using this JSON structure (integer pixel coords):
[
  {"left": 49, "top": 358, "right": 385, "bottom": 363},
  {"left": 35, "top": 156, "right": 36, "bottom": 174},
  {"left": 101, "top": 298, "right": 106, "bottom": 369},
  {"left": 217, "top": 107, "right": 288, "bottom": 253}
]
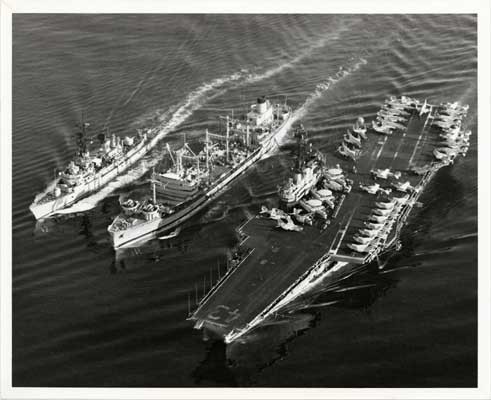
[
  {"left": 227, "top": 173, "right": 441, "bottom": 341},
  {"left": 365, "top": 106, "right": 467, "bottom": 264},
  {"left": 237, "top": 215, "right": 256, "bottom": 234},
  {"left": 332, "top": 194, "right": 346, "bottom": 219},
  {"left": 205, "top": 148, "right": 261, "bottom": 196},
  {"left": 362, "top": 203, "right": 404, "bottom": 263},
  {"left": 226, "top": 252, "right": 334, "bottom": 343},
  {"left": 193, "top": 247, "right": 256, "bottom": 312},
  {"left": 366, "top": 203, "right": 405, "bottom": 256},
  {"left": 363, "top": 169, "right": 435, "bottom": 265}
]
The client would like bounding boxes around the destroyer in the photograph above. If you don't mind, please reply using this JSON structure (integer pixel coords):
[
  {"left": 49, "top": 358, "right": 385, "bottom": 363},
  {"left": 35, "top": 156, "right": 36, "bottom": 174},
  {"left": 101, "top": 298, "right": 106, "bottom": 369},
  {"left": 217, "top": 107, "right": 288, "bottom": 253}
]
[
  {"left": 189, "top": 95, "right": 471, "bottom": 343},
  {"left": 108, "top": 96, "right": 292, "bottom": 249},
  {"left": 29, "top": 117, "right": 164, "bottom": 219}
]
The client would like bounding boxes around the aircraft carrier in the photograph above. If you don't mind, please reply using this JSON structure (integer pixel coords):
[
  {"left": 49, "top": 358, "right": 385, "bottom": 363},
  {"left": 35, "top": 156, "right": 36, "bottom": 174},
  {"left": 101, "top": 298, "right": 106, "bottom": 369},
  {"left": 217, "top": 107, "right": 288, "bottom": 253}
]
[{"left": 188, "top": 96, "right": 470, "bottom": 344}]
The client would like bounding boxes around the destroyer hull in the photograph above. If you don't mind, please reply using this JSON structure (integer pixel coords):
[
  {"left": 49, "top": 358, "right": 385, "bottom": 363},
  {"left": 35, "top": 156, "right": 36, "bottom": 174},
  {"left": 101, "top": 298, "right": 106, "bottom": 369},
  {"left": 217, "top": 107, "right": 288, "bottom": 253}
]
[
  {"left": 29, "top": 192, "right": 80, "bottom": 220},
  {"left": 110, "top": 115, "right": 292, "bottom": 249},
  {"left": 30, "top": 139, "right": 151, "bottom": 219},
  {"left": 189, "top": 100, "right": 471, "bottom": 343}
]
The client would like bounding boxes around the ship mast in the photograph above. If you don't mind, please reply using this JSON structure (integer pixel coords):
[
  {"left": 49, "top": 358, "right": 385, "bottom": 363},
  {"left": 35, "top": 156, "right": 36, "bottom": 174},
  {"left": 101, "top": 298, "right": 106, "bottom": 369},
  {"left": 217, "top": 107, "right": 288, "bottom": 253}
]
[
  {"left": 75, "top": 111, "right": 90, "bottom": 156},
  {"left": 226, "top": 115, "right": 230, "bottom": 163},
  {"left": 183, "top": 143, "right": 199, "bottom": 173},
  {"left": 295, "top": 125, "right": 307, "bottom": 171},
  {"left": 166, "top": 143, "right": 177, "bottom": 171},
  {"left": 152, "top": 167, "right": 157, "bottom": 204},
  {"left": 246, "top": 122, "right": 250, "bottom": 147},
  {"left": 177, "top": 150, "right": 183, "bottom": 174},
  {"left": 205, "top": 129, "right": 210, "bottom": 172}
]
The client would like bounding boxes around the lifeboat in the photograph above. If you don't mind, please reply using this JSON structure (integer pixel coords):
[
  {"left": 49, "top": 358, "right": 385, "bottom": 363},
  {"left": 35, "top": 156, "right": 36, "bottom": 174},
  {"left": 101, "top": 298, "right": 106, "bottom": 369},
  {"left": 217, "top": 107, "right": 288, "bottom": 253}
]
[
  {"left": 121, "top": 199, "right": 140, "bottom": 216},
  {"left": 310, "top": 188, "right": 332, "bottom": 201},
  {"left": 326, "top": 167, "right": 343, "bottom": 177},
  {"left": 299, "top": 198, "right": 327, "bottom": 219},
  {"left": 306, "top": 199, "right": 322, "bottom": 208},
  {"left": 324, "top": 180, "right": 343, "bottom": 192},
  {"left": 142, "top": 203, "right": 159, "bottom": 221},
  {"left": 317, "top": 188, "right": 332, "bottom": 197}
]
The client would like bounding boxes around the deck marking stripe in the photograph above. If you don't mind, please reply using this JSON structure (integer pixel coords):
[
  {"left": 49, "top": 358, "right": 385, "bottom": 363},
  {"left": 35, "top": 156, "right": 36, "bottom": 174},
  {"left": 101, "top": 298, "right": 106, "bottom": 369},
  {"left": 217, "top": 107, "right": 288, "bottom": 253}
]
[
  {"left": 194, "top": 247, "right": 256, "bottom": 315},
  {"left": 328, "top": 217, "right": 346, "bottom": 255},
  {"left": 416, "top": 109, "right": 435, "bottom": 162},
  {"left": 333, "top": 204, "right": 358, "bottom": 254},
  {"left": 375, "top": 135, "right": 388, "bottom": 161},
  {"left": 408, "top": 113, "right": 430, "bottom": 167},
  {"left": 390, "top": 131, "right": 407, "bottom": 168}
]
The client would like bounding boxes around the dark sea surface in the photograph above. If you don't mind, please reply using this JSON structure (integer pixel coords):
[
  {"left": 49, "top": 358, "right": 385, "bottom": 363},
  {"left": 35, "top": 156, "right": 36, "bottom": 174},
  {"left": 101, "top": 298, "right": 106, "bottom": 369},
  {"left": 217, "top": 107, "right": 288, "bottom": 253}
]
[{"left": 12, "top": 14, "right": 477, "bottom": 387}]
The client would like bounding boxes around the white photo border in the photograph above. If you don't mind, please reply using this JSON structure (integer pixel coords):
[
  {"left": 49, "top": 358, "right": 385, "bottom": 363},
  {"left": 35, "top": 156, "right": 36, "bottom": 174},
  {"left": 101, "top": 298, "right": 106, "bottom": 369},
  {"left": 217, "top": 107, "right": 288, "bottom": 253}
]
[{"left": 1, "top": 1, "right": 489, "bottom": 399}]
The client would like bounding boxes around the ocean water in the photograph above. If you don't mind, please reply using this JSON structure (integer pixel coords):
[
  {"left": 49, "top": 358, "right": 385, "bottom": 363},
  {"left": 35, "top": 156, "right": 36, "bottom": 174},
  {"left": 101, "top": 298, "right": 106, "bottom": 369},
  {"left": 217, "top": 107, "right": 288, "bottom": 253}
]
[{"left": 12, "top": 14, "right": 477, "bottom": 387}]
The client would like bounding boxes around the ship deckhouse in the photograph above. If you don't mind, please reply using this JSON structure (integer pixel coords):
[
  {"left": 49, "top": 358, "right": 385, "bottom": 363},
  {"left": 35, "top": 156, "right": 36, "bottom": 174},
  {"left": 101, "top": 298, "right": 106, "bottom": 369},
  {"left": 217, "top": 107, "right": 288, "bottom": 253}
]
[{"left": 247, "top": 96, "right": 275, "bottom": 127}]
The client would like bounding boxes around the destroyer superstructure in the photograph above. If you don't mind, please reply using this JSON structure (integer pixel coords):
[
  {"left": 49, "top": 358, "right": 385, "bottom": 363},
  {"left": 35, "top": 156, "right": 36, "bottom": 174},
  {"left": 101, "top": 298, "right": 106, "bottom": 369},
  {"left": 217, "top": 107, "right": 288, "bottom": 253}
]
[
  {"left": 108, "top": 96, "right": 292, "bottom": 249},
  {"left": 189, "top": 96, "right": 471, "bottom": 344},
  {"left": 30, "top": 117, "right": 162, "bottom": 220}
]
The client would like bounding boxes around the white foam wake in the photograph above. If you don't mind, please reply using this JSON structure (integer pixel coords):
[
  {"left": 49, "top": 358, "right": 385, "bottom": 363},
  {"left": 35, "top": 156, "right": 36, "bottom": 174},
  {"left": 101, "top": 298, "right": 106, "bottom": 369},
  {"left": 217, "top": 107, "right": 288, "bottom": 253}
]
[
  {"left": 261, "top": 57, "right": 368, "bottom": 160},
  {"left": 56, "top": 71, "right": 247, "bottom": 215},
  {"left": 292, "top": 57, "right": 368, "bottom": 123},
  {"left": 241, "top": 28, "right": 351, "bottom": 86},
  {"left": 54, "top": 53, "right": 366, "bottom": 216}
]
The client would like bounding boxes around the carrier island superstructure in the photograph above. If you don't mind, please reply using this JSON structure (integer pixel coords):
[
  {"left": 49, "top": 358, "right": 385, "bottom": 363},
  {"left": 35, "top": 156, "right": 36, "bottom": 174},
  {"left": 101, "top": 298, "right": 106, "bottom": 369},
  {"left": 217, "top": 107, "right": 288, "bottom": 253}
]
[
  {"left": 189, "top": 96, "right": 471, "bottom": 344},
  {"left": 108, "top": 96, "right": 292, "bottom": 249}
]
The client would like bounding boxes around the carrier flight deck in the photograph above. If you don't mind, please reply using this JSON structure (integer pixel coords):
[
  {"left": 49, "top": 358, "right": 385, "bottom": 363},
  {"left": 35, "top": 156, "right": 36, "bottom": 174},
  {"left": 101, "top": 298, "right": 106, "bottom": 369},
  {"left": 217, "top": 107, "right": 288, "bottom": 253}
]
[{"left": 189, "top": 96, "right": 470, "bottom": 343}]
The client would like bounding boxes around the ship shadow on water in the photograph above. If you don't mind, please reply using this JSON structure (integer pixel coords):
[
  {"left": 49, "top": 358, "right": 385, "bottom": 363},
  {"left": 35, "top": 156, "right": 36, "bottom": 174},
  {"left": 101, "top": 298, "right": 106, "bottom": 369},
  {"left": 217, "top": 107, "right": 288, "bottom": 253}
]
[
  {"left": 33, "top": 212, "right": 109, "bottom": 252},
  {"left": 378, "top": 162, "right": 467, "bottom": 271},
  {"left": 192, "top": 160, "right": 468, "bottom": 386},
  {"left": 192, "top": 314, "right": 315, "bottom": 387},
  {"left": 192, "top": 261, "right": 398, "bottom": 387},
  {"left": 110, "top": 214, "right": 242, "bottom": 273},
  {"left": 110, "top": 153, "right": 290, "bottom": 273},
  {"left": 111, "top": 226, "right": 200, "bottom": 273},
  {"left": 29, "top": 123, "right": 470, "bottom": 387}
]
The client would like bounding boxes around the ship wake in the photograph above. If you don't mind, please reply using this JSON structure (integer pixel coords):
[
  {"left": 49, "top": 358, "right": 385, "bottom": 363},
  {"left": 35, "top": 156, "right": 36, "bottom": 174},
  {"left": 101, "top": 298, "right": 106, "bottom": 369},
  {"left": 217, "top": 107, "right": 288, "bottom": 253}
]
[
  {"left": 54, "top": 71, "right": 247, "bottom": 215},
  {"left": 262, "top": 57, "right": 368, "bottom": 159},
  {"left": 51, "top": 56, "right": 367, "bottom": 216}
]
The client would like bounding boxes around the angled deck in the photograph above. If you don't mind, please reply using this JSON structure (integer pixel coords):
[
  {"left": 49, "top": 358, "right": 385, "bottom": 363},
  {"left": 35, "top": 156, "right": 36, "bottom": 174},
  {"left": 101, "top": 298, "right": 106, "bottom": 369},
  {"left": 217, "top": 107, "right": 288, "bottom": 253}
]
[{"left": 190, "top": 104, "right": 451, "bottom": 341}]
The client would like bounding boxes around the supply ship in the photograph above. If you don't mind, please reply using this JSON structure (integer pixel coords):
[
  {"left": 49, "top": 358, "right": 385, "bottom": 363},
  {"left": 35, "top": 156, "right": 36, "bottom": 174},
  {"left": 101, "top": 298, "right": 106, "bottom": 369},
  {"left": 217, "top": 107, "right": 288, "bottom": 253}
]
[
  {"left": 189, "top": 95, "right": 471, "bottom": 344},
  {"left": 29, "top": 119, "right": 161, "bottom": 220},
  {"left": 108, "top": 96, "right": 292, "bottom": 249}
]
